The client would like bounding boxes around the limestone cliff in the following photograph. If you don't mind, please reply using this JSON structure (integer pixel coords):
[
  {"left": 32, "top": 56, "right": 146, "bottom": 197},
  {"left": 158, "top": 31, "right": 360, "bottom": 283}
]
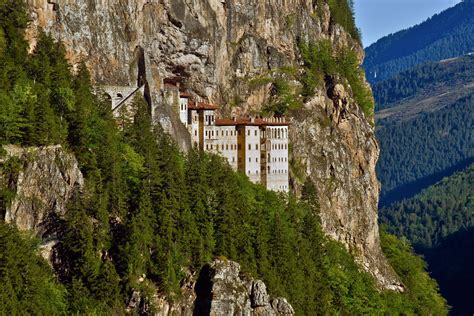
[
  {"left": 25, "top": 0, "right": 401, "bottom": 289},
  {"left": 129, "top": 259, "right": 294, "bottom": 315},
  {"left": 0, "top": 145, "right": 83, "bottom": 260}
]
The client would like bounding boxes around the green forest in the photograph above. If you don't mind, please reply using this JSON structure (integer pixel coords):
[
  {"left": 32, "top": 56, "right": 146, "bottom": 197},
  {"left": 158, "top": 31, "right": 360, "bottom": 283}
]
[
  {"left": 364, "top": 0, "right": 474, "bottom": 83},
  {"left": 372, "top": 54, "right": 474, "bottom": 111},
  {"left": 380, "top": 164, "right": 474, "bottom": 249},
  {"left": 0, "top": 1, "right": 448, "bottom": 315},
  {"left": 380, "top": 165, "right": 474, "bottom": 315},
  {"left": 376, "top": 93, "right": 473, "bottom": 205}
]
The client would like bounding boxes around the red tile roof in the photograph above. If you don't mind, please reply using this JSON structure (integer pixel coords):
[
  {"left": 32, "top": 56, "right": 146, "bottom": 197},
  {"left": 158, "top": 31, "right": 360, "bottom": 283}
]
[{"left": 180, "top": 91, "right": 193, "bottom": 98}]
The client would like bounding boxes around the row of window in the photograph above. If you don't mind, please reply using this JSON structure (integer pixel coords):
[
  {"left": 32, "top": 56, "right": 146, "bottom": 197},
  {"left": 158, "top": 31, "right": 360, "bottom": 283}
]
[
  {"left": 267, "top": 128, "right": 288, "bottom": 139},
  {"left": 246, "top": 169, "right": 288, "bottom": 175},
  {"left": 269, "top": 169, "right": 288, "bottom": 174},
  {"left": 271, "top": 143, "right": 288, "bottom": 150},
  {"left": 206, "top": 143, "right": 237, "bottom": 151},
  {"left": 269, "top": 157, "right": 288, "bottom": 163}
]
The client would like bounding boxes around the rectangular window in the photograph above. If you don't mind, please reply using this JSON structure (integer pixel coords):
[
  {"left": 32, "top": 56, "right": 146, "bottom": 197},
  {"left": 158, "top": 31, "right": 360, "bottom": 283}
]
[
  {"left": 248, "top": 157, "right": 251, "bottom": 162},
  {"left": 255, "top": 144, "right": 258, "bottom": 150},
  {"left": 254, "top": 130, "right": 257, "bottom": 136},
  {"left": 248, "top": 144, "right": 251, "bottom": 150},
  {"left": 247, "top": 130, "right": 250, "bottom": 136}
]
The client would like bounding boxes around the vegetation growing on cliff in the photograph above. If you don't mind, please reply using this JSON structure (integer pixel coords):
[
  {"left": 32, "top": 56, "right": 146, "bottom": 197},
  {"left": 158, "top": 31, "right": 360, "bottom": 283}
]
[
  {"left": 0, "top": 2, "right": 447, "bottom": 315},
  {"left": 313, "top": 0, "right": 361, "bottom": 42},
  {"left": 299, "top": 39, "right": 374, "bottom": 117}
]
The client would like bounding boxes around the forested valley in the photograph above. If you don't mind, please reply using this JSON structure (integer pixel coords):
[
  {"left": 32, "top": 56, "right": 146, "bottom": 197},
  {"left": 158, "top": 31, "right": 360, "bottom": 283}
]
[
  {"left": 380, "top": 165, "right": 474, "bottom": 315},
  {"left": 368, "top": 2, "right": 474, "bottom": 314}
]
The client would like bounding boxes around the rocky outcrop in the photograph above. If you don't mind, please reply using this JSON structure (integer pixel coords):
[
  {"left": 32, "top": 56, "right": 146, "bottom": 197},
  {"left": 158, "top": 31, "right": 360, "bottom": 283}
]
[
  {"left": 0, "top": 145, "right": 83, "bottom": 260},
  {"left": 133, "top": 259, "right": 294, "bottom": 315},
  {"left": 25, "top": 0, "right": 401, "bottom": 288}
]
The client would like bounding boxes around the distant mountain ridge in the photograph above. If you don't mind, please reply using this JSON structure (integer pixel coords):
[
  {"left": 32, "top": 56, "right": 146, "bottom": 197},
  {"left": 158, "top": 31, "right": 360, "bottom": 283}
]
[
  {"left": 364, "top": 0, "right": 474, "bottom": 84},
  {"left": 373, "top": 54, "right": 474, "bottom": 112},
  {"left": 373, "top": 52, "right": 474, "bottom": 207}
]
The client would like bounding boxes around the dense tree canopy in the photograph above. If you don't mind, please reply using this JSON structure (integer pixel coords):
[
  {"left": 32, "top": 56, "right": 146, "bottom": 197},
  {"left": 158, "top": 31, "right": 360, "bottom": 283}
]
[
  {"left": 372, "top": 55, "right": 474, "bottom": 111},
  {"left": 380, "top": 164, "right": 474, "bottom": 250},
  {"left": 0, "top": 1, "right": 448, "bottom": 315},
  {"left": 376, "top": 93, "right": 473, "bottom": 205}
]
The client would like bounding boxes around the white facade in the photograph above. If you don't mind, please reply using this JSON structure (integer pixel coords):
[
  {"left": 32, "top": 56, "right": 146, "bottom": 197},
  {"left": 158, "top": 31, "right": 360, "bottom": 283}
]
[
  {"left": 264, "top": 126, "right": 289, "bottom": 192},
  {"left": 214, "top": 126, "right": 238, "bottom": 170},
  {"left": 203, "top": 110, "right": 217, "bottom": 152},
  {"left": 179, "top": 97, "right": 188, "bottom": 127},
  {"left": 189, "top": 109, "right": 200, "bottom": 148},
  {"left": 172, "top": 87, "right": 289, "bottom": 192},
  {"left": 241, "top": 125, "right": 261, "bottom": 184}
]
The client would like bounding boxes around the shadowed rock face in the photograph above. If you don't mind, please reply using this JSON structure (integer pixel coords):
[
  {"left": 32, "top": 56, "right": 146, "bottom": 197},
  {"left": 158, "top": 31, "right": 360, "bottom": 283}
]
[
  {"left": 26, "top": 0, "right": 401, "bottom": 289},
  {"left": 0, "top": 145, "right": 83, "bottom": 260},
  {"left": 144, "top": 259, "right": 294, "bottom": 315}
]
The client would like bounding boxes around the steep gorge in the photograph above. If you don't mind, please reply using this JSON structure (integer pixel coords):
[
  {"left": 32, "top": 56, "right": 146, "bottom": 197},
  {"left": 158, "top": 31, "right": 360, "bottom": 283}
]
[{"left": 25, "top": 0, "right": 400, "bottom": 290}]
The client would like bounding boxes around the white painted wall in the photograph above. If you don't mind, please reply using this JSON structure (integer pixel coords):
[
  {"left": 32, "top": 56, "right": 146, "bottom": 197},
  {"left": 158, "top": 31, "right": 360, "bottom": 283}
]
[
  {"left": 244, "top": 125, "right": 261, "bottom": 184},
  {"left": 265, "top": 126, "right": 289, "bottom": 192},
  {"left": 179, "top": 97, "right": 188, "bottom": 126}
]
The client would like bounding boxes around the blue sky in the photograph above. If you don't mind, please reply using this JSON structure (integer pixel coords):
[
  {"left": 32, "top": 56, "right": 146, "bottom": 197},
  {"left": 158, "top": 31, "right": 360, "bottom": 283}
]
[{"left": 354, "top": 0, "right": 462, "bottom": 47}]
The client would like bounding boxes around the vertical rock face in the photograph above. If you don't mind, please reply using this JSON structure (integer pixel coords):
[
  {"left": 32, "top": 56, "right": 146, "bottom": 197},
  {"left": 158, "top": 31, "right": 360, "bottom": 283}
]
[
  {"left": 148, "top": 259, "right": 294, "bottom": 316},
  {"left": 0, "top": 145, "right": 83, "bottom": 260},
  {"left": 25, "top": 0, "right": 401, "bottom": 288}
]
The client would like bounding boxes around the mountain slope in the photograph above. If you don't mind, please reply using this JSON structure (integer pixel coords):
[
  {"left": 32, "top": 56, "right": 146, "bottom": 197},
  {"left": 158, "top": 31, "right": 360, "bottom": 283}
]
[
  {"left": 364, "top": 0, "right": 474, "bottom": 83},
  {"left": 380, "top": 164, "right": 474, "bottom": 315},
  {"left": 0, "top": 11, "right": 448, "bottom": 312},
  {"left": 425, "top": 228, "right": 474, "bottom": 316},
  {"left": 24, "top": 0, "right": 400, "bottom": 289},
  {"left": 380, "top": 164, "right": 474, "bottom": 249},
  {"left": 373, "top": 54, "right": 474, "bottom": 112},
  {"left": 373, "top": 55, "right": 474, "bottom": 205}
]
